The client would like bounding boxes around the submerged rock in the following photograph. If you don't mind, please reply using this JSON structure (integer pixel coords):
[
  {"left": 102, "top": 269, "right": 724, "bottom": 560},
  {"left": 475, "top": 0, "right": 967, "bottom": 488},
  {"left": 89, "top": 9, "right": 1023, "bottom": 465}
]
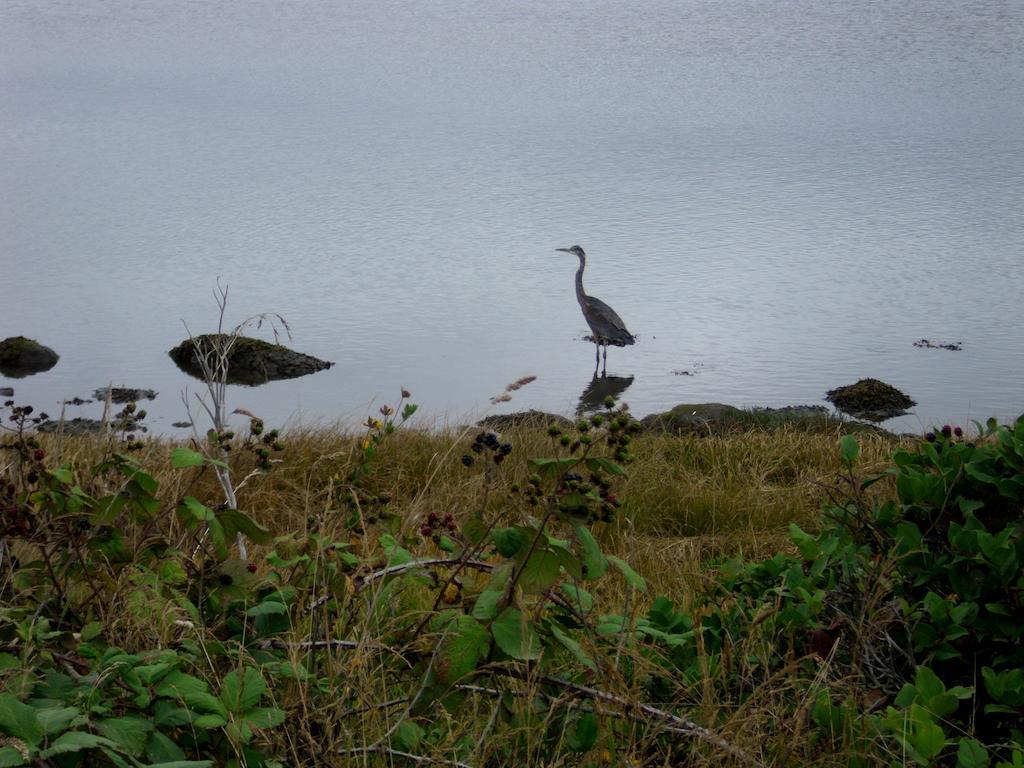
[
  {"left": 35, "top": 418, "right": 105, "bottom": 435},
  {"left": 0, "top": 336, "right": 59, "bottom": 378},
  {"left": 641, "top": 403, "right": 745, "bottom": 434},
  {"left": 36, "top": 411, "right": 148, "bottom": 435},
  {"left": 168, "top": 334, "right": 333, "bottom": 386},
  {"left": 93, "top": 387, "right": 157, "bottom": 404},
  {"left": 478, "top": 410, "right": 573, "bottom": 431},
  {"left": 826, "top": 378, "right": 915, "bottom": 421},
  {"left": 641, "top": 402, "right": 874, "bottom": 435},
  {"left": 0, "top": 387, "right": 13, "bottom": 397}
]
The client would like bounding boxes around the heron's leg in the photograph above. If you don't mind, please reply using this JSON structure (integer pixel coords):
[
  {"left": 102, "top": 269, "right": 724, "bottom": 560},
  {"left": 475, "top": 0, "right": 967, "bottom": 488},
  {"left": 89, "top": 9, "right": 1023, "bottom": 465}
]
[{"left": 595, "top": 343, "right": 600, "bottom": 367}]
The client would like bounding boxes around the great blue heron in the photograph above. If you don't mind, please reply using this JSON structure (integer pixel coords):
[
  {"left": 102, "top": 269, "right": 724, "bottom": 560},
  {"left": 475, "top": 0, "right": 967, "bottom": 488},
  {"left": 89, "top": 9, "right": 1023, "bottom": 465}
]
[{"left": 556, "top": 245, "right": 635, "bottom": 368}]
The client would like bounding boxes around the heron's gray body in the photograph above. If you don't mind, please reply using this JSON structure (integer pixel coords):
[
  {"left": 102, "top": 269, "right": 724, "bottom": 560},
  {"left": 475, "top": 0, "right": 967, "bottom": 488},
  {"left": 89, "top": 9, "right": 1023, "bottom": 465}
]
[{"left": 557, "top": 245, "right": 635, "bottom": 368}]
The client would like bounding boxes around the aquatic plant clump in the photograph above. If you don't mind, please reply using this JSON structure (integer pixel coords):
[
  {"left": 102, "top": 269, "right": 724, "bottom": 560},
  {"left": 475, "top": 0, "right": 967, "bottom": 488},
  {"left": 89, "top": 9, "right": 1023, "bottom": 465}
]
[{"left": 826, "top": 378, "right": 916, "bottom": 421}]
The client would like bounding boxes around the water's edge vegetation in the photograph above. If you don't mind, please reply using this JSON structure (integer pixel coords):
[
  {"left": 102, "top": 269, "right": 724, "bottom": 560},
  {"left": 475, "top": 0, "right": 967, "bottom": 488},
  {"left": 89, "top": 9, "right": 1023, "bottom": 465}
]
[{"left": 2, "top": 392, "right": 1023, "bottom": 766}]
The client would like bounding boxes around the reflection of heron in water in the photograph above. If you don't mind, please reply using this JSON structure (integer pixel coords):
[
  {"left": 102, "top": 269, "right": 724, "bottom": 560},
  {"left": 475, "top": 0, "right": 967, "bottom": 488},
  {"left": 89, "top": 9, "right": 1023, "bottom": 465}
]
[
  {"left": 577, "top": 371, "right": 635, "bottom": 415},
  {"left": 556, "top": 245, "right": 634, "bottom": 372}
]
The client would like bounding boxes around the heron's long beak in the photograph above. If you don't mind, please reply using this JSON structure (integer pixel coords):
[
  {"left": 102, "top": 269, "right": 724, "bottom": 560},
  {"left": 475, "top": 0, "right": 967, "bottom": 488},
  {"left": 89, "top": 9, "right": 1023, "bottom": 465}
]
[{"left": 555, "top": 247, "right": 571, "bottom": 253}]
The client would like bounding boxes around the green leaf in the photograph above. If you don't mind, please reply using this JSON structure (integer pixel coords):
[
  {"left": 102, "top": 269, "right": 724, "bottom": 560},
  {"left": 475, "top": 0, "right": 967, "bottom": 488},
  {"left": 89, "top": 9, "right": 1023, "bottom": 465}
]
[
  {"left": 0, "top": 694, "right": 42, "bottom": 747},
  {"left": 584, "top": 457, "right": 627, "bottom": 476},
  {"left": 192, "top": 714, "right": 227, "bottom": 729},
  {"left": 491, "top": 608, "right": 543, "bottom": 660},
  {"left": 0, "top": 747, "right": 26, "bottom": 768},
  {"left": 957, "top": 739, "right": 989, "bottom": 768},
  {"left": 912, "top": 718, "right": 947, "bottom": 761},
  {"left": 517, "top": 547, "right": 567, "bottom": 594},
  {"left": 153, "top": 702, "right": 194, "bottom": 729},
  {"left": 472, "top": 564, "right": 512, "bottom": 621},
  {"left": 170, "top": 448, "right": 206, "bottom": 469},
  {"left": 392, "top": 720, "right": 424, "bottom": 752},
  {"left": 36, "top": 706, "right": 81, "bottom": 735},
  {"left": 607, "top": 556, "right": 646, "bottom": 591},
  {"left": 48, "top": 467, "right": 75, "bottom": 485},
  {"left": 492, "top": 528, "right": 527, "bottom": 558},
  {"left": 789, "top": 523, "right": 819, "bottom": 560},
  {"left": 246, "top": 600, "right": 287, "bottom": 618},
  {"left": 39, "top": 731, "right": 118, "bottom": 757},
  {"left": 176, "top": 496, "right": 214, "bottom": 524},
  {"left": 840, "top": 435, "right": 860, "bottom": 466},
  {"left": 379, "top": 534, "right": 413, "bottom": 566},
  {"left": 401, "top": 403, "right": 418, "bottom": 421},
  {"left": 147, "top": 762, "right": 214, "bottom": 768},
  {"left": 146, "top": 730, "right": 186, "bottom": 763},
  {"left": 79, "top": 621, "right": 104, "bottom": 642},
  {"left": 559, "top": 583, "right": 594, "bottom": 614},
  {"left": 566, "top": 711, "right": 598, "bottom": 752},
  {"left": 549, "top": 623, "right": 595, "bottom": 671},
  {"left": 217, "top": 509, "right": 272, "bottom": 545},
  {"left": 133, "top": 662, "right": 173, "bottom": 687},
  {"left": 914, "top": 666, "right": 946, "bottom": 702},
  {"left": 154, "top": 671, "right": 209, "bottom": 700},
  {"left": 574, "top": 523, "right": 608, "bottom": 580},
  {"left": 207, "top": 516, "right": 228, "bottom": 559},
  {"left": 527, "top": 457, "right": 579, "bottom": 478},
  {"left": 435, "top": 615, "right": 490, "bottom": 686},
  {"left": 97, "top": 717, "right": 152, "bottom": 757},
  {"left": 242, "top": 708, "right": 285, "bottom": 730},
  {"left": 183, "top": 692, "right": 228, "bottom": 719},
  {"left": 220, "top": 668, "right": 266, "bottom": 713}
]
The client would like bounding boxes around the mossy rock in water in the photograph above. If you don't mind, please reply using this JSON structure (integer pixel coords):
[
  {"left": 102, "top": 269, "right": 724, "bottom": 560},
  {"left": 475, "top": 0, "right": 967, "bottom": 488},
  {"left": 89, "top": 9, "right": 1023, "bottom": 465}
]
[
  {"left": 478, "top": 410, "right": 573, "bottom": 431},
  {"left": 169, "top": 334, "right": 333, "bottom": 386},
  {"left": 826, "top": 378, "right": 915, "bottom": 421},
  {"left": 93, "top": 387, "right": 157, "bottom": 404},
  {"left": 641, "top": 402, "right": 877, "bottom": 435},
  {"left": 641, "top": 403, "right": 746, "bottom": 434},
  {"left": 0, "top": 336, "right": 59, "bottom": 378}
]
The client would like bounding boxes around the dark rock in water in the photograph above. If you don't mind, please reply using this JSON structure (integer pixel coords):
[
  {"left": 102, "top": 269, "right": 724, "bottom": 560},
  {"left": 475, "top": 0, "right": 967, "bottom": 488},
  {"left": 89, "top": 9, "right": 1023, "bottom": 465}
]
[
  {"left": 169, "top": 334, "right": 333, "bottom": 386},
  {"left": 0, "top": 387, "right": 13, "bottom": 397},
  {"left": 36, "top": 418, "right": 104, "bottom": 435},
  {"left": 36, "top": 413, "right": 148, "bottom": 435},
  {"left": 171, "top": 421, "right": 193, "bottom": 429},
  {"left": 478, "top": 410, "right": 573, "bottom": 431},
  {"left": 826, "top": 378, "right": 915, "bottom": 421},
  {"left": 64, "top": 397, "right": 92, "bottom": 406},
  {"left": 93, "top": 387, "right": 157, "bottom": 404},
  {"left": 0, "top": 336, "right": 59, "bottom": 378}
]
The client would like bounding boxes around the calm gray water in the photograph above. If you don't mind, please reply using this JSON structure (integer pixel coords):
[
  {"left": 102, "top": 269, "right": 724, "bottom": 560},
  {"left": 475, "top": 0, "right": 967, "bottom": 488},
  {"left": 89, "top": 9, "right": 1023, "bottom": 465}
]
[{"left": 3, "top": 0, "right": 1023, "bottom": 434}]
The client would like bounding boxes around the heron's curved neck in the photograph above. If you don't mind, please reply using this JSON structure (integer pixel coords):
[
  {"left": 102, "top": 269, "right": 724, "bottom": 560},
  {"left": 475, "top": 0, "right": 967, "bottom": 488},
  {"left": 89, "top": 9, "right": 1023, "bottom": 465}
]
[{"left": 574, "top": 253, "right": 587, "bottom": 305}]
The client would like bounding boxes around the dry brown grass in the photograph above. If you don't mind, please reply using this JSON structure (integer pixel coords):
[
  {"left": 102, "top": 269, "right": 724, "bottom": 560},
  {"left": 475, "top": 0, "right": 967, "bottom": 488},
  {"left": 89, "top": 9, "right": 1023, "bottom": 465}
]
[
  {"left": 23, "top": 423, "right": 904, "bottom": 766},
  {"left": 39, "top": 423, "right": 902, "bottom": 609}
]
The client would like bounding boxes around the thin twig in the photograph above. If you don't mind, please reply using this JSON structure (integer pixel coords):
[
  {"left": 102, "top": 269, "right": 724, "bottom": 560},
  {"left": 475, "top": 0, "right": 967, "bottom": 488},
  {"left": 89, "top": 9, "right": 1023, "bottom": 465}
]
[
  {"left": 485, "top": 666, "right": 762, "bottom": 766},
  {"left": 337, "top": 745, "right": 473, "bottom": 768},
  {"left": 354, "top": 558, "right": 494, "bottom": 591}
]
